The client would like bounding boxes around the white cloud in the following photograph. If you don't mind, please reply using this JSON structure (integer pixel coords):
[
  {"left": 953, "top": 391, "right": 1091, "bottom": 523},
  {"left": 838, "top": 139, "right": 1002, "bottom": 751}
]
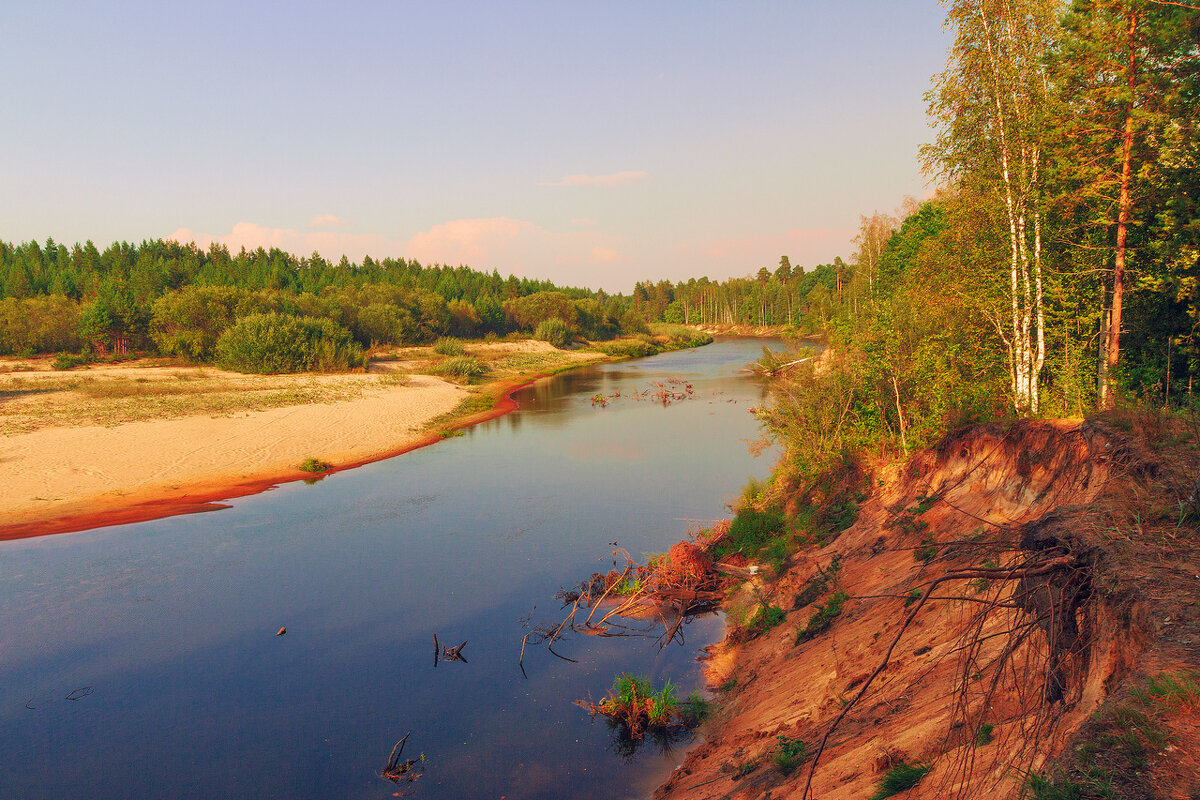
[
  {"left": 540, "top": 171, "right": 647, "bottom": 188},
  {"left": 406, "top": 217, "right": 623, "bottom": 276},
  {"left": 308, "top": 213, "right": 350, "bottom": 228},
  {"left": 166, "top": 223, "right": 403, "bottom": 264}
]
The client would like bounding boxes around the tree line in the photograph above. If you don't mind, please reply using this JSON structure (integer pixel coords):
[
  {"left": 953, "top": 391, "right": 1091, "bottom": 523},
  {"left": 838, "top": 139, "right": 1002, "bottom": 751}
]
[{"left": 0, "top": 238, "right": 649, "bottom": 360}]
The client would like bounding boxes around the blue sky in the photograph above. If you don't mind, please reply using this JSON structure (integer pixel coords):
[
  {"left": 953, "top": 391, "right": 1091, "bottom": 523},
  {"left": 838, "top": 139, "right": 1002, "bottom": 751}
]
[{"left": 2, "top": 1, "right": 950, "bottom": 292}]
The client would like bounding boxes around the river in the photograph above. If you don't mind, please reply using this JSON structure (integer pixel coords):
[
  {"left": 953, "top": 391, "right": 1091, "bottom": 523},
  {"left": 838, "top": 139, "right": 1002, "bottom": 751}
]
[{"left": 0, "top": 338, "right": 780, "bottom": 799}]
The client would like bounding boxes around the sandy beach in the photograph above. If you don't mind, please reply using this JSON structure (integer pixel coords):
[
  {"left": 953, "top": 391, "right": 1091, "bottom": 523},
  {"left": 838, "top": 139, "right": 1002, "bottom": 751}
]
[{"left": 0, "top": 340, "right": 605, "bottom": 539}]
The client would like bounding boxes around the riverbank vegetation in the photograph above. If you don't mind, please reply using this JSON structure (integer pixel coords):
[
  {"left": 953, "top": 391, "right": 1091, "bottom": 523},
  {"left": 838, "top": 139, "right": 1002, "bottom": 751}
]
[{"left": 0, "top": 241, "right": 664, "bottom": 369}]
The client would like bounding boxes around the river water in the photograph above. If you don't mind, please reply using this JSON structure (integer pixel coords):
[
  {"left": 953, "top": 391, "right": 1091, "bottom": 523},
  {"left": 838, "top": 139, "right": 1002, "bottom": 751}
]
[{"left": 0, "top": 338, "right": 780, "bottom": 799}]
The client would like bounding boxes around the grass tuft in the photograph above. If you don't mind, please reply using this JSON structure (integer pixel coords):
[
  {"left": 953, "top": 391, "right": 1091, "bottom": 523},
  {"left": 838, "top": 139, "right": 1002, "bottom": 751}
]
[{"left": 869, "top": 762, "right": 931, "bottom": 800}]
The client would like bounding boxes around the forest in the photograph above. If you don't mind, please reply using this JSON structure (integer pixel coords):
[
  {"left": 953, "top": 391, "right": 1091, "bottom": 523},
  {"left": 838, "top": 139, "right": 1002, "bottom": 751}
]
[
  {"left": 642, "top": 0, "right": 1198, "bottom": 452},
  {"left": 1, "top": 0, "right": 1195, "bottom": 424},
  {"left": 0, "top": 237, "right": 649, "bottom": 367}
]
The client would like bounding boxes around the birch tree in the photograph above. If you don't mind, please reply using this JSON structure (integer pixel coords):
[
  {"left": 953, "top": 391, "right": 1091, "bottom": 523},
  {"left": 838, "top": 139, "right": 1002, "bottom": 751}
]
[{"left": 924, "top": 0, "right": 1061, "bottom": 413}]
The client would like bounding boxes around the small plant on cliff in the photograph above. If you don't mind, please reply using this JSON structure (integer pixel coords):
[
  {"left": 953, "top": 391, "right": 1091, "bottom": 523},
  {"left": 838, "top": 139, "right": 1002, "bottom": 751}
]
[
  {"left": 748, "top": 604, "right": 786, "bottom": 635},
  {"left": 298, "top": 457, "right": 330, "bottom": 473},
  {"left": 771, "top": 734, "right": 806, "bottom": 775},
  {"left": 869, "top": 762, "right": 931, "bottom": 800},
  {"left": 795, "top": 591, "right": 848, "bottom": 644},
  {"left": 974, "top": 722, "right": 994, "bottom": 746}
]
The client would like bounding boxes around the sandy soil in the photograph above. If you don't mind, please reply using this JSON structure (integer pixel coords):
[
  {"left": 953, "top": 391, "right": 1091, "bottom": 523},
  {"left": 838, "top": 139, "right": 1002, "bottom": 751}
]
[
  {"left": 0, "top": 371, "right": 468, "bottom": 536},
  {"left": 0, "top": 339, "right": 607, "bottom": 538}
]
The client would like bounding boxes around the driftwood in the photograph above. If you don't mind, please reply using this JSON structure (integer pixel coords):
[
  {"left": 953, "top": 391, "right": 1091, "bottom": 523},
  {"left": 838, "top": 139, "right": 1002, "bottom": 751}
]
[
  {"left": 520, "top": 542, "right": 728, "bottom": 675},
  {"left": 433, "top": 634, "right": 468, "bottom": 667}
]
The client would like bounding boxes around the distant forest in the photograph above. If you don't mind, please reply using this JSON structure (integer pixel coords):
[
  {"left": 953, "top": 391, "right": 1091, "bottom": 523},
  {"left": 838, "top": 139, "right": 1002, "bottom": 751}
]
[{"left": 0, "top": 237, "right": 844, "bottom": 364}]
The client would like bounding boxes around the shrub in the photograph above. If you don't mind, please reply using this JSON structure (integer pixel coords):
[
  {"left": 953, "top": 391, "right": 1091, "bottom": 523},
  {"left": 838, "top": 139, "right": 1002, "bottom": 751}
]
[
  {"left": 215, "top": 313, "right": 365, "bottom": 374},
  {"left": 796, "top": 591, "right": 848, "bottom": 644},
  {"left": 772, "top": 735, "right": 806, "bottom": 775},
  {"left": 593, "top": 340, "right": 658, "bottom": 359},
  {"left": 433, "top": 356, "right": 488, "bottom": 381},
  {"left": 534, "top": 317, "right": 572, "bottom": 348},
  {"left": 432, "top": 337, "right": 466, "bottom": 356},
  {"left": 869, "top": 762, "right": 932, "bottom": 800},
  {"left": 712, "top": 507, "right": 787, "bottom": 560},
  {"left": 748, "top": 604, "right": 786, "bottom": 635},
  {"left": 679, "top": 691, "right": 710, "bottom": 726},
  {"left": 586, "top": 674, "right": 684, "bottom": 739},
  {"left": 298, "top": 458, "right": 331, "bottom": 473}
]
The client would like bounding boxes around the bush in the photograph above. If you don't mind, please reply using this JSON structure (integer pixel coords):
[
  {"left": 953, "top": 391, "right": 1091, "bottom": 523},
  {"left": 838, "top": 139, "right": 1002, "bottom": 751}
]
[
  {"left": 534, "top": 318, "right": 572, "bottom": 349},
  {"left": 593, "top": 340, "right": 659, "bottom": 359},
  {"left": 433, "top": 356, "right": 488, "bottom": 380},
  {"left": 748, "top": 604, "right": 786, "bottom": 635},
  {"left": 796, "top": 591, "right": 848, "bottom": 644},
  {"left": 298, "top": 457, "right": 331, "bottom": 473},
  {"left": 772, "top": 735, "right": 806, "bottom": 775},
  {"left": 432, "top": 337, "right": 465, "bottom": 356},
  {"left": 712, "top": 507, "right": 787, "bottom": 560},
  {"left": 214, "top": 312, "right": 365, "bottom": 374}
]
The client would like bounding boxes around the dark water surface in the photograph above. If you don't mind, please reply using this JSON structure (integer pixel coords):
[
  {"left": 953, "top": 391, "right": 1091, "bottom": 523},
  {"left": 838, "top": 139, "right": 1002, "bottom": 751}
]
[{"left": 0, "top": 338, "right": 780, "bottom": 799}]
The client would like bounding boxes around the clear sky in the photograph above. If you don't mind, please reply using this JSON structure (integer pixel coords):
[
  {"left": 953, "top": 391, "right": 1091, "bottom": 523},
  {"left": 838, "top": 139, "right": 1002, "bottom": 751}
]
[{"left": 2, "top": 1, "right": 949, "bottom": 293}]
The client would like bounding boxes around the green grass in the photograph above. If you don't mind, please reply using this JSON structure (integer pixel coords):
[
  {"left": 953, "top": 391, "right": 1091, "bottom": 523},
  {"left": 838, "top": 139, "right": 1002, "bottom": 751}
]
[
  {"left": 592, "top": 674, "right": 683, "bottom": 737},
  {"left": 1026, "top": 670, "right": 1197, "bottom": 798},
  {"left": 795, "top": 591, "right": 848, "bottom": 644},
  {"left": 974, "top": 722, "right": 994, "bottom": 746},
  {"left": 298, "top": 457, "right": 330, "bottom": 473},
  {"left": 868, "top": 762, "right": 931, "bottom": 800}
]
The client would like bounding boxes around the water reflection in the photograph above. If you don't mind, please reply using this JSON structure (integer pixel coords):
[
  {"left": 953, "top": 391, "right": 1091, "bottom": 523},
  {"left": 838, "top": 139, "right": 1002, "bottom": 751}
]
[{"left": 0, "top": 338, "right": 784, "bottom": 800}]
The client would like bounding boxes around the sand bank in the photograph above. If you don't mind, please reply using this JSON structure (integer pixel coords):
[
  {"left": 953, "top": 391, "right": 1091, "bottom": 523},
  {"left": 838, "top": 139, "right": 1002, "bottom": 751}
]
[{"left": 0, "top": 372, "right": 470, "bottom": 539}]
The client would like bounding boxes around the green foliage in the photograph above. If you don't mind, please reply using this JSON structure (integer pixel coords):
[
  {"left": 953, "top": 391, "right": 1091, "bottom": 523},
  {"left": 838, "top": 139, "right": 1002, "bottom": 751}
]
[
  {"left": 904, "top": 589, "right": 922, "bottom": 608},
  {"left": 1028, "top": 671, "right": 1193, "bottom": 798},
  {"left": 771, "top": 735, "right": 806, "bottom": 775},
  {"left": 533, "top": 317, "right": 573, "bottom": 348},
  {"left": 913, "top": 532, "right": 938, "bottom": 563},
  {"left": 1026, "top": 771, "right": 1115, "bottom": 800},
  {"left": 747, "top": 604, "right": 786, "bottom": 635},
  {"left": 0, "top": 295, "right": 83, "bottom": 355},
  {"left": 432, "top": 356, "right": 488, "bottom": 381},
  {"left": 679, "top": 692, "right": 710, "bottom": 726},
  {"left": 214, "top": 313, "right": 365, "bottom": 374},
  {"left": 431, "top": 337, "right": 465, "bottom": 356},
  {"left": 589, "top": 674, "right": 689, "bottom": 738},
  {"left": 51, "top": 352, "right": 90, "bottom": 370},
  {"left": 592, "top": 339, "right": 659, "bottom": 359},
  {"left": 712, "top": 506, "right": 787, "bottom": 561},
  {"left": 974, "top": 722, "right": 994, "bottom": 746},
  {"left": 868, "top": 762, "right": 931, "bottom": 800},
  {"left": 795, "top": 591, "right": 848, "bottom": 644},
  {"left": 298, "top": 457, "right": 330, "bottom": 473}
]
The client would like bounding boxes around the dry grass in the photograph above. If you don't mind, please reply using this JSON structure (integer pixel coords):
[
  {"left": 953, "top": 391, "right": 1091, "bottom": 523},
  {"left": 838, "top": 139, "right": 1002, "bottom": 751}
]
[
  {"left": 0, "top": 338, "right": 601, "bottom": 436},
  {"left": 0, "top": 369, "right": 410, "bottom": 435}
]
